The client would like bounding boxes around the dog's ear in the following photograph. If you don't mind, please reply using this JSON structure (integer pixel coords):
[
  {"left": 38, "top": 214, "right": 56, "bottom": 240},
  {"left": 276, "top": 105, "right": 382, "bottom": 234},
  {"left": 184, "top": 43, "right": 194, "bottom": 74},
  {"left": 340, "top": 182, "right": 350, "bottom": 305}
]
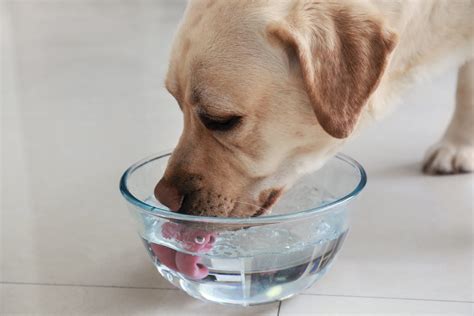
[{"left": 267, "top": 2, "right": 397, "bottom": 138}]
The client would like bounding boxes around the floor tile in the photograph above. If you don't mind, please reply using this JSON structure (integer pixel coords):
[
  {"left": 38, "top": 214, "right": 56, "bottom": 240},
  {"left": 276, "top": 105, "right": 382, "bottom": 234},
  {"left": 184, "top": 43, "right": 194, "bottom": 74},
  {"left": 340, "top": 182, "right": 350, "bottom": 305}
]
[
  {"left": 304, "top": 71, "right": 474, "bottom": 302},
  {"left": 2, "top": 0, "right": 473, "bottom": 308},
  {"left": 2, "top": 0, "right": 185, "bottom": 289},
  {"left": 1, "top": 283, "right": 278, "bottom": 315},
  {"left": 279, "top": 294, "right": 473, "bottom": 315}
]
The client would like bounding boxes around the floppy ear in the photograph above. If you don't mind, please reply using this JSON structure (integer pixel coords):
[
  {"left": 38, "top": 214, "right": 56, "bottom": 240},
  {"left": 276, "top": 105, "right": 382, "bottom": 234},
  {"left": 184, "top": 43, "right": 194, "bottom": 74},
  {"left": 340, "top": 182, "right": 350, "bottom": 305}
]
[{"left": 268, "top": 1, "right": 397, "bottom": 138}]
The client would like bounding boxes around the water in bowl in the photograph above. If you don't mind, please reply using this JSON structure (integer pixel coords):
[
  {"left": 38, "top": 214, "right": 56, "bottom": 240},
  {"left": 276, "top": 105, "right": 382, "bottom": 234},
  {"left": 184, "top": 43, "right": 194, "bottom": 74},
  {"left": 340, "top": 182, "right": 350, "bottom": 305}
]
[
  {"left": 137, "top": 196, "right": 349, "bottom": 305},
  {"left": 143, "top": 231, "right": 347, "bottom": 305}
]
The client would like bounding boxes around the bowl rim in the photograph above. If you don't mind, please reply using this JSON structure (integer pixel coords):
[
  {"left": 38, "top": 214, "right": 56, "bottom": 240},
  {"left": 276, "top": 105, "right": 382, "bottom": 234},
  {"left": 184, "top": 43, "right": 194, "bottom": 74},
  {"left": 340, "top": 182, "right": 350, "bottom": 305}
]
[{"left": 119, "top": 151, "right": 367, "bottom": 225}]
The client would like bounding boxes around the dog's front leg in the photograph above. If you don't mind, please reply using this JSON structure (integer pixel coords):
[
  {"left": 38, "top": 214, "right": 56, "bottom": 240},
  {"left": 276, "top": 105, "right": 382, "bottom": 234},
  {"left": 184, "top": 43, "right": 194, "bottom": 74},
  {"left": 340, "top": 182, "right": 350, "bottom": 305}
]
[{"left": 423, "top": 60, "right": 474, "bottom": 174}]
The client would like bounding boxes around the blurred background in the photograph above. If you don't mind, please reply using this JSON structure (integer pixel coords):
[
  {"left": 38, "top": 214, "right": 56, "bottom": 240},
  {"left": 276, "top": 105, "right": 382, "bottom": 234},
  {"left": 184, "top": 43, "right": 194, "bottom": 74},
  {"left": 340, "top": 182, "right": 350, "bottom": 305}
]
[{"left": 1, "top": 0, "right": 472, "bottom": 314}]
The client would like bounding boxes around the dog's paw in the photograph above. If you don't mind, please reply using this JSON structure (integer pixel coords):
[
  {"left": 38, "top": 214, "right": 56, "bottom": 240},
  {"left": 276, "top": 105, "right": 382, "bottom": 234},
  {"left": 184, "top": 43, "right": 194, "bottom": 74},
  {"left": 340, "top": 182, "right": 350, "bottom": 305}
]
[{"left": 423, "top": 141, "right": 474, "bottom": 175}]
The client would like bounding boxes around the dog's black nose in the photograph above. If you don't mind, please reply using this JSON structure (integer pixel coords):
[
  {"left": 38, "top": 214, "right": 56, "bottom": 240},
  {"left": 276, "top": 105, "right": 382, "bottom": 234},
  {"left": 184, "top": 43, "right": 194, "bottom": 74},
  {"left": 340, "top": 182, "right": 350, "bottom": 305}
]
[{"left": 154, "top": 178, "right": 184, "bottom": 212}]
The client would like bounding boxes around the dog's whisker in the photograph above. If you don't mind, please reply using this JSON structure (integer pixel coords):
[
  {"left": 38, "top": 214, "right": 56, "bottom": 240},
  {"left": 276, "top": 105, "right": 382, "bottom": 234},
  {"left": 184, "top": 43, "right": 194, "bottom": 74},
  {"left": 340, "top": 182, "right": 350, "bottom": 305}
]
[
  {"left": 233, "top": 199, "right": 264, "bottom": 209},
  {"left": 234, "top": 199, "right": 267, "bottom": 217}
]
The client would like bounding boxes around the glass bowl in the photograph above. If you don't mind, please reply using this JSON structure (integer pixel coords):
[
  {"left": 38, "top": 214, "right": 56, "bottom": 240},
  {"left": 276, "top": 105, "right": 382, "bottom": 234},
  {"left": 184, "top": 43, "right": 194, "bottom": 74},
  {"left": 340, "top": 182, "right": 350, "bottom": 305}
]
[{"left": 119, "top": 151, "right": 366, "bottom": 306}]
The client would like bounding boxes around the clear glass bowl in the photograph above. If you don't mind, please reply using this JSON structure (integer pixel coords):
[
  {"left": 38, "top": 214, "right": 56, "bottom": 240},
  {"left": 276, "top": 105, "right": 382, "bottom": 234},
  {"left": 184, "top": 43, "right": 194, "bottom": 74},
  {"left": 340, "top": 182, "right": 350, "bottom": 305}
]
[{"left": 119, "top": 152, "right": 366, "bottom": 306}]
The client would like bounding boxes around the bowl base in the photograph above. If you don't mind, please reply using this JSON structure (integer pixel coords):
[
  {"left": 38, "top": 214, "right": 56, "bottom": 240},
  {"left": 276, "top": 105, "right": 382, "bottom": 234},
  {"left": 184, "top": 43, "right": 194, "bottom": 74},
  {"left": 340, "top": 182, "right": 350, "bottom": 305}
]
[{"left": 156, "top": 263, "right": 334, "bottom": 306}]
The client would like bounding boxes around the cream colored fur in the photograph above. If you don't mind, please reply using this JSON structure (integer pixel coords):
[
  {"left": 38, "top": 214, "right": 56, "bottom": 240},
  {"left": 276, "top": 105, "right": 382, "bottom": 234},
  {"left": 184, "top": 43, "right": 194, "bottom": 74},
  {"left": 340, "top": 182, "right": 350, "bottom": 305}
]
[
  {"left": 363, "top": 0, "right": 474, "bottom": 173},
  {"left": 158, "top": 0, "right": 474, "bottom": 217},
  {"left": 369, "top": 0, "right": 473, "bottom": 114}
]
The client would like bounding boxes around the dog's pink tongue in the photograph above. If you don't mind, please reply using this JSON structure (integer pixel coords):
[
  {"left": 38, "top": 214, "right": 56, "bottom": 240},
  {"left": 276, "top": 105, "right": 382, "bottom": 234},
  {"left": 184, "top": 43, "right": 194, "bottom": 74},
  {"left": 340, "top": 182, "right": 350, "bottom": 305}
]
[
  {"left": 152, "top": 223, "right": 215, "bottom": 280},
  {"left": 151, "top": 244, "right": 208, "bottom": 279},
  {"left": 175, "top": 253, "right": 209, "bottom": 280},
  {"left": 150, "top": 244, "right": 177, "bottom": 270}
]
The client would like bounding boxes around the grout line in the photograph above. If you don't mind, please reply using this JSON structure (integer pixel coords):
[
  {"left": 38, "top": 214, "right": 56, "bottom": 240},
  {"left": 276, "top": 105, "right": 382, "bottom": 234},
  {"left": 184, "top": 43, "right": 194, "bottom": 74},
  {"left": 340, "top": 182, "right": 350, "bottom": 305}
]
[
  {"left": 2, "top": 281, "right": 473, "bottom": 305},
  {"left": 300, "top": 292, "right": 474, "bottom": 304},
  {"left": 1, "top": 281, "right": 179, "bottom": 291},
  {"left": 277, "top": 301, "right": 282, "bottom": 316}
]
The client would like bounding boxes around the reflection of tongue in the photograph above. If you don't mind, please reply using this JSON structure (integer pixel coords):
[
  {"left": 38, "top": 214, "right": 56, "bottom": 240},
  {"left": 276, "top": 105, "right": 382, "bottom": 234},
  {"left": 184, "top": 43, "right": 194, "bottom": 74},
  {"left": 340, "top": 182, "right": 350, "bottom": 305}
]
[
  {"left": 150, "top": 244, "right": 177, "bottom": 270},
  {"left": 151, "top": 244, "right": 209, "bottom": 280},
  {"left": 175, "top": 252, "right": 209, "bottom": 279}
]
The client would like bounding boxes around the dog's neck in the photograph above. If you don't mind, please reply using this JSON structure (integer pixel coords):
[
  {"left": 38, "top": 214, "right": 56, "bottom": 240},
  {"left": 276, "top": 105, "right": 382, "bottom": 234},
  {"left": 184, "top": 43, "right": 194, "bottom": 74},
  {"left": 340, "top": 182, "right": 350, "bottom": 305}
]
[{"left": 363, "top": 0, "right": 473, "bottom": 122}]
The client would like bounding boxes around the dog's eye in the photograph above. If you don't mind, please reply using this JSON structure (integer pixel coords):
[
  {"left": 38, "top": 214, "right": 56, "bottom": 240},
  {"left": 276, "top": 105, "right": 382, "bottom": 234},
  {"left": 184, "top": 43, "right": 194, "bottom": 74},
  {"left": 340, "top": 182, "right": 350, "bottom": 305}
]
[{"left": 199, "top": 113, "right": 242, "bottom": 132}]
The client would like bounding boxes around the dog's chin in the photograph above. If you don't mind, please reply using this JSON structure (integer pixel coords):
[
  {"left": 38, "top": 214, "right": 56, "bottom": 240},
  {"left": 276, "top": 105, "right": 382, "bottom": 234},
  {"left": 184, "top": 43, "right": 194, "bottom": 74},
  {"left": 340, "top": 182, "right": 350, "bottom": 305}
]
[
  {"left": 174, "top": 187, "right": 286, "bottom": 218},
  {"left": 226, "top": 187, "right": 285, "bottom": 218},
  {"left": 252, "top": 188, "right": 284, "bottom": 217}
]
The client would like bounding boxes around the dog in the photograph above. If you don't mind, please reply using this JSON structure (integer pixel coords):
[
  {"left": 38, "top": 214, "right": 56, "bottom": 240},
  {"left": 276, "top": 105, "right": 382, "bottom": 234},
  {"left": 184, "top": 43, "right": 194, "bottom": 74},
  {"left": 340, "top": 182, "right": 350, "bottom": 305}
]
[{"left": 154, "top": 0, "right": 474, "bottom": 217}]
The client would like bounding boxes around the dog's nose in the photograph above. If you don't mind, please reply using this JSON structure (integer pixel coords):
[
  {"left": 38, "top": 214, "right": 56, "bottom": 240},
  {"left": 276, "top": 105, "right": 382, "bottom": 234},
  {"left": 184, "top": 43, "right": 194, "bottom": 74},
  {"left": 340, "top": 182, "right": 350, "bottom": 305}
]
[{"left": 154, "top": 178, "right": 183, "bottom": 211}]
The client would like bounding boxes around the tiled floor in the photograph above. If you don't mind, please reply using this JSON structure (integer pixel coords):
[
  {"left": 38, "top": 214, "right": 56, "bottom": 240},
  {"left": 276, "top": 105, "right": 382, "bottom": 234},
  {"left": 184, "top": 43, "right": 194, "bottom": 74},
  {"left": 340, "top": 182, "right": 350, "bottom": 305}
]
[{"left": 1, "top": 1, "right": 473, "bottom": 315}]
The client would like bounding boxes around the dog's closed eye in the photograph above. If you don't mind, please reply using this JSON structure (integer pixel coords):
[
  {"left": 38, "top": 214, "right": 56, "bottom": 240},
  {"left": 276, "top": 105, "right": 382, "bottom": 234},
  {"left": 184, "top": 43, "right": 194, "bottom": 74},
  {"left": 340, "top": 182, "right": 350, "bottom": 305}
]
[{"left": 198, "top": 113, "right": 242, "bottom": 132}]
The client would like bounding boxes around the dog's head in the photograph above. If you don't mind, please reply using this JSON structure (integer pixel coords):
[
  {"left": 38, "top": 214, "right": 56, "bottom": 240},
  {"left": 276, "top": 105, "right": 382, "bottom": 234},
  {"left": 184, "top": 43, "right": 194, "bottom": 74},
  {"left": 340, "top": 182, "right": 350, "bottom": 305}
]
[{"left": 155, "top": 0, "right": 397, "bottom": 217}]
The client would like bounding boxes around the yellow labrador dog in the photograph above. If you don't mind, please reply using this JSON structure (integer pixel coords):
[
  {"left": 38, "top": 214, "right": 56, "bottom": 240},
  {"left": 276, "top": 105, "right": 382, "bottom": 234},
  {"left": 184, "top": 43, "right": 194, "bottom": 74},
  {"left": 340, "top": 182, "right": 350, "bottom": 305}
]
[{"left": 155, "top": 0, "right": 474, "bottom": 217}]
